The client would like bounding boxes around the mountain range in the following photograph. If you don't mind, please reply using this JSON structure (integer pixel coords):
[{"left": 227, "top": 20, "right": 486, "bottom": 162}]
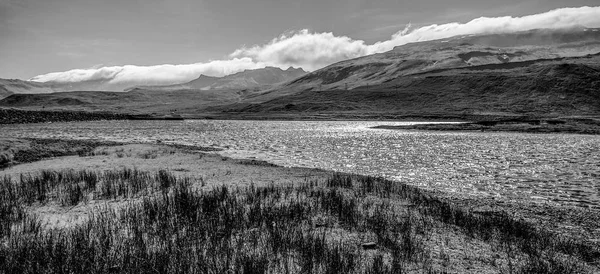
[
  {"left": 1, "top": 27, "right": 600, "bottom": 120},
  {"left": 126, "top": 67, "right": 306, "bottom": 92},
  {"left": 280, "top": 27, "right": 600, "bottom": 92},
  {"left": 0, "top": 66, "right": 307, "bottom": 100},
  {"left": 0, "top": 79, "right": 58, "bottom": 99}
]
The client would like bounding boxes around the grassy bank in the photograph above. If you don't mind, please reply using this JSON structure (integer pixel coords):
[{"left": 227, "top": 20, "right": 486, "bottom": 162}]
[
  {"left": 0, "top": 138, "right": 122, "bottom": 169},
  {"left": 0, "top": 108, "right": 130, "bottom": 124},
  {"left": 1, "top": 168, "right": 598, "bottom": 273},
  {"left": 0, "top": 138, "right": 225, "bottom": 170}
]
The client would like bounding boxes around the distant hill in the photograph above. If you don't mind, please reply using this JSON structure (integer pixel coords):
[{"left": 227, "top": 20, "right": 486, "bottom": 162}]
[
  {"left": 0, "top": 77, "right": 153, "bottom": 99},
  {"left": 0, "top": 89, "right": 245, "bottom": 114},
  {"left": 206, "top": 66, "right": 306, "bottom": 90},
  {"left": 0, "top": 67, "right": 306, "bottom": 114},
  {"left": 0, "top": 66, "right": 306, "bottom": 103},
  {"left": 0, "top": 79, "right": 58, "bottom": 100},
  {"left": 129, "top": 67, "right": 306, "bottom": 92}
]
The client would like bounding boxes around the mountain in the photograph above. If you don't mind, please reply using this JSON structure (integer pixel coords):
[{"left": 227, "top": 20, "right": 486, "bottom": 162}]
[
  {"left": 0, "top": 66, "right": 306, "bottom": 102},
  {"left": 210, "top": 28, "right": 600, "bottom": 119},
  {"left": 217, "top": 56, "right": 600, "bottom": 119},
  {"left": 205, "top": 66, "right": 306, "bottom": 90},
  {"left": 0, "top": 77, "right": 140, "bottom": 100},
  {"left": 130, "top": 66, "right": 306, "bottom": 92},
  {"left": 278, "top": 27, "right": 600, "bottom": 92},
  {"left": 0, "top": 67, "right": 306, "bottom": 113},
  {"left": 0, "top": 77, "right": 149, "bottom": 99},
  {"left": 125, "top": 75, "right": 221, "bottom": 92},
  {"left": 0, "top": 79, "right": 58, "bottom": 100},
  {"left": 42, "top": 78, "right": 130, "bottom": 93}
]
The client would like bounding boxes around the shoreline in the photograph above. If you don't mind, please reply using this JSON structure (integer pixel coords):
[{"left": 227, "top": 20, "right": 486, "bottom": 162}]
[
  {"left": 2, "top": 137, "right": 599, "bottom": 240},
  {"left": 1, "top": 107, "right": 469, "bottom": 124},
  {"left": 373, "top": 117, "right": 600, "bottom": 135},
  {"left": 4, "top": 107, "right": 600, "bottom": 135}
]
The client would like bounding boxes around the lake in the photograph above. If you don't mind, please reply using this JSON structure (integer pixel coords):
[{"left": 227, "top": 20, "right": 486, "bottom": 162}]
[{"left": 2, "top": 120, "right": 600, "bottom": 208}]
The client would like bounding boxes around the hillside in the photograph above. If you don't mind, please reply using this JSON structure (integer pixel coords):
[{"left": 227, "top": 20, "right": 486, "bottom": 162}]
[
  {"left": 0, "top": 77, "right": 139, "bottom": 99},
  {"left": 0, "top": 79, "right": 58, "bottom": 100},
  {"left": 0, "top": 67, "right": 306, "bottom": 111},
  {"left": 276, "top": 27, "right": 600, "bottom": 92},
  {"left": 206, "top": 66, "right": 306, "bottom": 90},
  {"left": 127, "top": 75, "right": 222, "bottom": 92},
  {"left": 130, "top": 66, "right": 306, "bottom": 92},
  {"left": 0, "top": 89, "right": 243, "bottom": 114},
  {"left": 213, "top": 55, "right": 600, "bottom": 119},
  {"left": 203, "top": 28, "right": 600, "bottom": 119},
  {"left": 1, "top": 66, "right": 306, "bottom": 96}
]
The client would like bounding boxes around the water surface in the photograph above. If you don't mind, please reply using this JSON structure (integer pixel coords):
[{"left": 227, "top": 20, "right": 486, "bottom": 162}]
[{"left": 2, "top": 120, "right": 599, "bottom": 208}]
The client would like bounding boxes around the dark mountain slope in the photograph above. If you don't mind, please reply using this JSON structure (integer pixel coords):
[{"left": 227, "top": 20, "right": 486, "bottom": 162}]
[
  {"left": 217, "top": 56, "right": 600, "bottom": 119},
  {"left": 277, "top": 28, "right": 600, "bottom": 93}
]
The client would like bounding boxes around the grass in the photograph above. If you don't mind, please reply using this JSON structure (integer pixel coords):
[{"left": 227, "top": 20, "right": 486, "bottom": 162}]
[
  {"left": 0, "top": 138, "right": 210, "bottom": 170},
  {"left": 0, "top": 168, "right": 176, "bottom": 237},
  {"left": 0, "top": 108, "right": 129, "bottom": 125},
  {"left": 0, "top": 170, "right": 598, "bottom": 273},
  {"left": 0, "top": 138, "right": 121, "bottom": 169},
  {"left": 237, "top": 159, "right": 279, "bottom": 167}
]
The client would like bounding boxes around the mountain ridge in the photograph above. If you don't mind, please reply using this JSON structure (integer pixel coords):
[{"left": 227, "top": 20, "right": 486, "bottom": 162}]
[
  {"left": 0, "top": 66, "right": 307, "bottom": 100},
  {"left": 279, "top": 27, "right": 600, "bottom": 92},
  {"left": 0, "top": 79, "right": 58, "bottom": 99},
  {"left": 127, "top": 66, "right": 306, "bottom": 92}
]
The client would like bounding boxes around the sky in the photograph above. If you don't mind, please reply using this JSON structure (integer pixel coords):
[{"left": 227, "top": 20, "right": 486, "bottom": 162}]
[{"left": 1, "top": 0, "right": 600, "bottom": 84}]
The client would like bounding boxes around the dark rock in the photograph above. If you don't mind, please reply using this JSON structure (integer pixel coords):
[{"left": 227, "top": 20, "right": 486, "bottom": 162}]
[{"left": 362, "top": 242, "right": 378, "bottom": 250}]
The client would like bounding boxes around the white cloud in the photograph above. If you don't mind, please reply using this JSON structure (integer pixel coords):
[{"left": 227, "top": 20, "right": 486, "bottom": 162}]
[
  {"left": 230, "top": 30, "right": 369, "bottom": 71},
  {"left": 234, "top": 6, "right": 600, "bottom": 66},
  {"left": 368, "top": 6, "right": 600, "bottom": 53},
  {"left": 31, "top": 6, "right": 600, "bottom": 89},
  {"left": 30, "top": 58, "right": 265, "bottom": 85},
  {"left": 103, "top": 58, "right": 265, "bottom": 86}
]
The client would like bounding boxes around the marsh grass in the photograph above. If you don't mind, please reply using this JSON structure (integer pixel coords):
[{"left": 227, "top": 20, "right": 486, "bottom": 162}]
[
  {"left": 0, "top": 171, "right": 597, "bottom": 273},
  {"left": 1, "top": 139, "right": 121, "bottom": 169},
  {"left": 237, "top": 159, "right": 279, "bottom": 167},
  {"left": 0, "top": 168, "right": 176, "bottom": 237}
]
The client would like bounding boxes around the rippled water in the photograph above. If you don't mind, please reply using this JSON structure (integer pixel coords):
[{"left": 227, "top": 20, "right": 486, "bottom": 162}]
[{"left": 2, "top": 120, "right": 600, "bottom": 208}]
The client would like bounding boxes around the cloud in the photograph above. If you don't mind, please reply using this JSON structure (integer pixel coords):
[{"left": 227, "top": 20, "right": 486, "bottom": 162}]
[
  {"left": 230, "top": 30, "right": 369, "bottom": 71},
  {"left": 368, "top": 6, "right": 600, "bottom": 53},
  {"left": 30, "top": 58, "right": 265, "bottom": 85},
  {"left": 31, "top": 6, "right": 600, "bottom": 89},
  {"left": 233, "top": 6, "right": 600, "bottom": 66}
]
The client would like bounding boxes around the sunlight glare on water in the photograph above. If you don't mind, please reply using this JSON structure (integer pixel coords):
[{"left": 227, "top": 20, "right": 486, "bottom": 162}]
[{"left": 2, "top": 120, "right": 600, "bottom": 208}]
